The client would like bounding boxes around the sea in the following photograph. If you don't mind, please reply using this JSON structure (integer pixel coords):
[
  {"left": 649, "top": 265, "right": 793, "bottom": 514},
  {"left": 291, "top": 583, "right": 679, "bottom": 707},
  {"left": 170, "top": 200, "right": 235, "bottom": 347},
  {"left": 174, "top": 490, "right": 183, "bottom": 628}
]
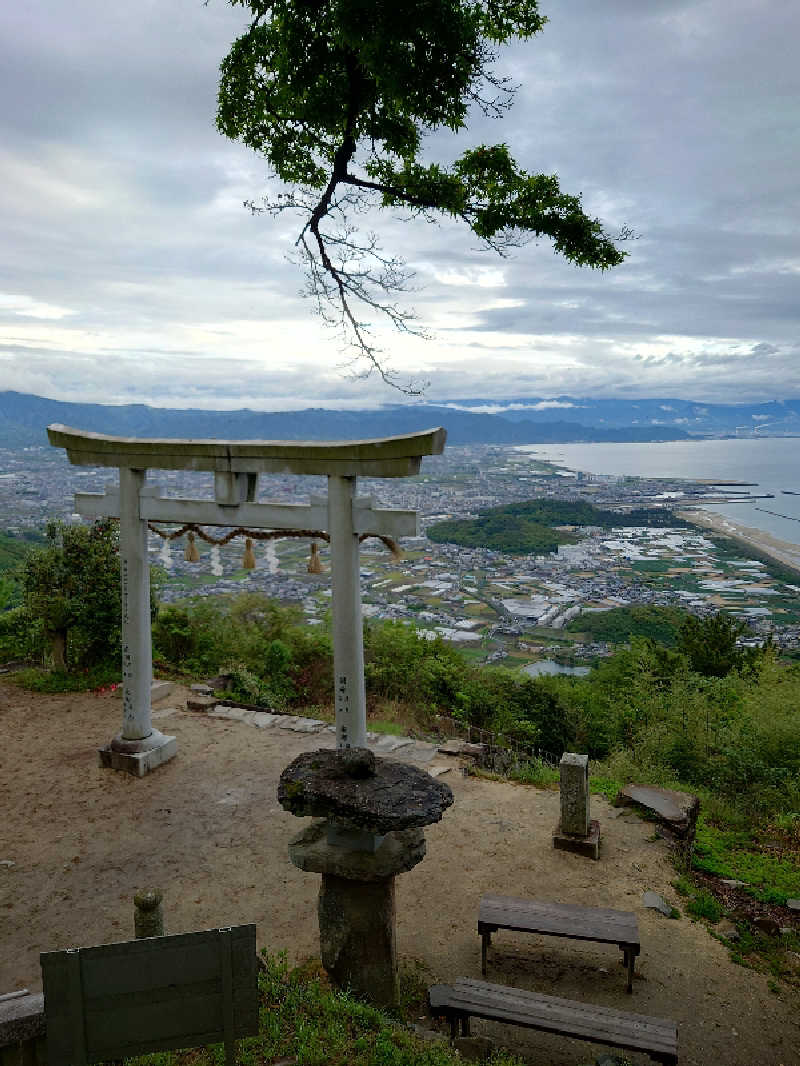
[{"left": 517, "top": 438, "right": 800, "bottom": 550}]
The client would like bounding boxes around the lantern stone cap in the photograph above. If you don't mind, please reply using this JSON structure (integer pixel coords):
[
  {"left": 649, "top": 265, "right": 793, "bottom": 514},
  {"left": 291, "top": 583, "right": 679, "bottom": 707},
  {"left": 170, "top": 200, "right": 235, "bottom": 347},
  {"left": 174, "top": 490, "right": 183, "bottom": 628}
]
[
  {"left": 47, "top": 423, "right": 446, "bottom": 478},
  {"left": 278, "top": 748, "right": 454, "bottom": 834}
]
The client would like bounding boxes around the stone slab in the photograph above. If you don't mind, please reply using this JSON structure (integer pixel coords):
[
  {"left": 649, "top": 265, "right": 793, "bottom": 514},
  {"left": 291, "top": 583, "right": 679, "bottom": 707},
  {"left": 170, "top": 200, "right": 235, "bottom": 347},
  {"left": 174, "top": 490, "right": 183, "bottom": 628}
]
[
  {"left": 252, "top": 712, "right": 281, "bottom": 728},
  {"left": 98, "top": 734, "right": 177, "bottom": 777},
  {"left": 374, "top": 736, "right": 414, "bottom": 752},
  {"left": 289, "top": 819, "right": 426, "bottom": 880},
  {"left": 278, "top": 748, "right": 454, "bottom": 834},
  {"left": 0, "top": 993, "right": 44, "bottom": 1045},
  {"left": 615, "top": 784, "right": 700, "bottom": 838},
  {"left": 114, "top": 680, "right": 172, "bottom": 701},
  {"left": 186, "top": 695, "right": 217, "bottom": 712},
  {"left": 553, "top": 819, "right": 601, "bottom": 860},
  {"left": 286, "top": 717, "right": 327, "bottom": 733},
  {"left": 643, "top": 891, "right": 673, "bottom": 917}
]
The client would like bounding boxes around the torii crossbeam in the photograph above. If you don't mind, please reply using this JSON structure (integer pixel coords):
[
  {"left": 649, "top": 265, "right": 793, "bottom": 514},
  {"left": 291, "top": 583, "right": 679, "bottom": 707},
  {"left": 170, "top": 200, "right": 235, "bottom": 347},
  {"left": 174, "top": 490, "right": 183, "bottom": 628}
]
[{"left": 48, "top": 424, "right": 446, "bottom": 776}]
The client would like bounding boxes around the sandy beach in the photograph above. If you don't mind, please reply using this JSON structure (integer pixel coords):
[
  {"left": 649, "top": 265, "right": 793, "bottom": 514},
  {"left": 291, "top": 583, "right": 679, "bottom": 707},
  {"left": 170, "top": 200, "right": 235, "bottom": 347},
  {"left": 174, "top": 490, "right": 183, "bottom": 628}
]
[{"left": 678, "top": 508, "right": 800, "bottom": 576}]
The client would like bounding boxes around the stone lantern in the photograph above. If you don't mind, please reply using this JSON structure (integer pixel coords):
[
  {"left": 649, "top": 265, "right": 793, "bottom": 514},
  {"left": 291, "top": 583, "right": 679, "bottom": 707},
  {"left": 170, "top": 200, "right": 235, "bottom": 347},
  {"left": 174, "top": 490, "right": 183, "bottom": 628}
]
[{"left": 278, "top": 747, "right": 453, "bottom": 1007}]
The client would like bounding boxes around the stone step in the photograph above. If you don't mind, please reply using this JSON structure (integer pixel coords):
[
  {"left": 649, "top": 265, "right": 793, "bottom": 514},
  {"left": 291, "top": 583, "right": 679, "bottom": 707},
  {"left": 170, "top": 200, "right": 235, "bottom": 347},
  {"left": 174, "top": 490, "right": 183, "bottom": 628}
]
[{"left": 201, "top": 704, "right": 439, "bottom": 767}]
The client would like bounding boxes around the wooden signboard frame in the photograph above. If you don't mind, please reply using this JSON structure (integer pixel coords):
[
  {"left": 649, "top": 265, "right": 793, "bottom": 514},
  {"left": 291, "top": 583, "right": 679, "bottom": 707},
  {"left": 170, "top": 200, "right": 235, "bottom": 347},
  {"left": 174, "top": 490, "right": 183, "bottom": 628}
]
[{"left": 40, "top": 925, "right": 258, "bottom": 1066}]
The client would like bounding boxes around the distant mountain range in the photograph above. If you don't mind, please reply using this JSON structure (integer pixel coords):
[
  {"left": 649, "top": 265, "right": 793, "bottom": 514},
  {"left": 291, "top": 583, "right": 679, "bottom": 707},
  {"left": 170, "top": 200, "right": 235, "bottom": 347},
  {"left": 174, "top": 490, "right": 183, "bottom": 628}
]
[{"left": 1, "top": 391, "right": 799, "bottom": 449}]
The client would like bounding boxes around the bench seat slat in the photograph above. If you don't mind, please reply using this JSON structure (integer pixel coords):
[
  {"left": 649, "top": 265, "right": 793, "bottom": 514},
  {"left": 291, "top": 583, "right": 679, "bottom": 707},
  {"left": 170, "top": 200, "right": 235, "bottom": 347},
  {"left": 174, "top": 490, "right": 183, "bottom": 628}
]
[
  {"left": 453, "top": 981, "right": 675, "bottom": 1043},
  {"left": 479, "top": 896, "right": 638, "bottom": 946},
  {"left": 435, "top": 979, "right": 677, "bottom": 1061}
]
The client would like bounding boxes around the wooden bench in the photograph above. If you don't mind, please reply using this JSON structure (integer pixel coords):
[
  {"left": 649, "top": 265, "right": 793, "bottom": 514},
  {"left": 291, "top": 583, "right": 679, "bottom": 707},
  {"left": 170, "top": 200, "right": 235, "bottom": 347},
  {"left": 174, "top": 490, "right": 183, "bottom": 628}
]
[
  {"left": 479, "top": 894, "right": 640, "bottom": 992},
  {"left": 429, "top": 978, "right": 678, "bottom": 1066}
]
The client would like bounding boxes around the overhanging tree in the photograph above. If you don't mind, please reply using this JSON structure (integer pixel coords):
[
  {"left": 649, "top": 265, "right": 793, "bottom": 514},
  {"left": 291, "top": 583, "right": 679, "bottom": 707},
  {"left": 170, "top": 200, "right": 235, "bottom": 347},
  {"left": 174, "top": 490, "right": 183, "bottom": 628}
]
[{"left": 217, "top": 0, "right": 631, "bottom": 389}]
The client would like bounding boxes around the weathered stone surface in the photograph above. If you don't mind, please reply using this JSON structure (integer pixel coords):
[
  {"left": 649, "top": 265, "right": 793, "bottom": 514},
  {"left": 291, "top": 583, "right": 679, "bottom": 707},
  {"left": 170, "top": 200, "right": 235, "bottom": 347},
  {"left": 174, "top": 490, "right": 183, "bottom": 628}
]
[
  {"left": 0, "top": 993, "right": 44, "bottom": 1044},
  {"left": 642, "top": 891, "right": 673, "bottom": 917},
  {"left": 289, "top": 819, "right": 426, "bottom": 880},
  {"left": 721, "top": 879, "right": 747, "bottom": 889},
  {"left": 190, "top": 683, "right": 213, "bottom": 695},
  {"left": 559, "top": 753, "right": 590, "bottom": 837},
  {"left": 553, "top": 818, "right": 600, "bottom": 860},
  {"left": 278, "top": 748, "right": 453, "bottom": 833},
  {"left": 318, "top": 873, "right": 397, "bottom": 1007},
  {"left": 453, "top": 1036, "right": 495, "bottom": 1061},
  {"left": 98, "top": 731, "right": 177, "bottom": 777},
  {"left": 616, "top": 784, "right": 700, "bottom": 839},
  {"left": 338, "top": 747, "right": 375, "bottom": 776},
  {"left": 186, "top": 695, "right": 217, "bottom": 712},
  {"left": 252, "top": 712, "right": 281, "bottom": 728},
  {"left": 113, "top": 679, "right": 172, "bottom": 701},
  {"left": 787, "top": 898, "right": 800, "bottom": 911}
]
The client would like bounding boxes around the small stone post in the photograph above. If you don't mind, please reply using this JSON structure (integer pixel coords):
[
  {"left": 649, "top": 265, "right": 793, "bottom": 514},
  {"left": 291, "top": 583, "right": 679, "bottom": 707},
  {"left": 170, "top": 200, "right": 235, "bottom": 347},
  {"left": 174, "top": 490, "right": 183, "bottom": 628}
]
[
  {"left": 134, "top": 889, "right": 164, "bottom": 938},
  {"left": 553, "top": 752, "right": 600, "bottom": 859}
]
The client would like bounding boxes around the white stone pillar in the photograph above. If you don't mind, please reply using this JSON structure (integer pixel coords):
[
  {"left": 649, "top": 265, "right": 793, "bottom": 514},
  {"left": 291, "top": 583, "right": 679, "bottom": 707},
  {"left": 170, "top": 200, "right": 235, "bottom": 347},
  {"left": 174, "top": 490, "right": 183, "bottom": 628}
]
[
  {"left": 328, "top": 475, "right": 367, "bottom": 750},
  {"left": 99, "top": 468, "right": 176, "bottom": 775},
  {"left": 119, "top": 467, "right": 153, "bottom": 741}
]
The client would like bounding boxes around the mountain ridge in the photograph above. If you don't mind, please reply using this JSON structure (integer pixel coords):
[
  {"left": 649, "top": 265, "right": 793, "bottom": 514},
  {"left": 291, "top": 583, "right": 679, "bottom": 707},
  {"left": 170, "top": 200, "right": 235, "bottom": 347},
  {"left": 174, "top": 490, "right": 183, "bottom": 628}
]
[{"left": 3, "top": 391, "right": 799, "bottom": 447}]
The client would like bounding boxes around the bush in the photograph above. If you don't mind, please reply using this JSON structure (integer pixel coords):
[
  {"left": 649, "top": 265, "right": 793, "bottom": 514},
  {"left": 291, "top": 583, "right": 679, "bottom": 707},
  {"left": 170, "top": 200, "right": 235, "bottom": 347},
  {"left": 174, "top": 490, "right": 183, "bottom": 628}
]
[
  {"left": 153, "top": 594, "right": 333, "bottom": 710},
  {"left": 685, "top": 888, "right": 723, "bottom": 923},
  {"left": 19, "top": 519, "right": 121, "bottom": 670},
  {"left": 0, "top": 605, "right": 34, "bottom": 663}
]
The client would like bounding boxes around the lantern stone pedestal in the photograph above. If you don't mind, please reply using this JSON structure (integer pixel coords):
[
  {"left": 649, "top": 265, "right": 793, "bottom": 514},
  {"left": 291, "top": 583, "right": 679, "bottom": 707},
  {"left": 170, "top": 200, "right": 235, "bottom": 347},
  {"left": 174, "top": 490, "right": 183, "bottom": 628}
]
[{"left": 279, "top": 748, "right": 453, "bottom": 1008}]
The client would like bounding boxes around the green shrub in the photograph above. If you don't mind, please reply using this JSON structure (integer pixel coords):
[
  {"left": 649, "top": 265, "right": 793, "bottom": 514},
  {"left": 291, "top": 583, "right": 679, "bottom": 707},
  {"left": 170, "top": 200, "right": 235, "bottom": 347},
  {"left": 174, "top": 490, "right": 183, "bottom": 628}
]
[
  {"left": 12, "top": 663, "right": 121, "bottom": 693},
  {"left": 685, "top": 889, "right": 723, "bottom": 923},
  {"left": 17, "top": 519, "right": 122, "bottom": 671},
  {"left": 0, "top": 605, "right": 34, "bottom": 663}
]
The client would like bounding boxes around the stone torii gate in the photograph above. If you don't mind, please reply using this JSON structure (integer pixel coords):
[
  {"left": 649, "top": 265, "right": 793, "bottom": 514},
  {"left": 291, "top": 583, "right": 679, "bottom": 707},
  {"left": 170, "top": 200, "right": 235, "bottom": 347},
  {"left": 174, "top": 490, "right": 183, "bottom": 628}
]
[{"left": 47, "top": 424, "right": 446, "bottom": 776}]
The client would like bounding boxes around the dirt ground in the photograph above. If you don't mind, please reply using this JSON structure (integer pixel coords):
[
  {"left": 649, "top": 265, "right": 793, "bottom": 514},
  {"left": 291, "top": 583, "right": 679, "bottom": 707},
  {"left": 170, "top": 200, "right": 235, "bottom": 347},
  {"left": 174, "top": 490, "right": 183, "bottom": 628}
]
[{"left": 1, "top": 682, "right": 798, "bottom": 1066}]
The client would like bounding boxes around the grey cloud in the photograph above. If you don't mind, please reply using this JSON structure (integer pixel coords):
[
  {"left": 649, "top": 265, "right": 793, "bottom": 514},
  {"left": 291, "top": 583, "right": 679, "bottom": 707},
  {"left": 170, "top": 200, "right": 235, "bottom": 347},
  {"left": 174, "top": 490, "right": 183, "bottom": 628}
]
[{"left": 0, "top": 0, "right": 799, "bottom": 409}]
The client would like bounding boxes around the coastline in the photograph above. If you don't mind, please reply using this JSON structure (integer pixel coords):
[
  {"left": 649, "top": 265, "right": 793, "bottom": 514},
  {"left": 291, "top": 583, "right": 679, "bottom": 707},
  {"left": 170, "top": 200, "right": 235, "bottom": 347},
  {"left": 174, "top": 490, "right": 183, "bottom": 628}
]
[{"left": 677, "top": 508, "right": 800, "bottom": 577}]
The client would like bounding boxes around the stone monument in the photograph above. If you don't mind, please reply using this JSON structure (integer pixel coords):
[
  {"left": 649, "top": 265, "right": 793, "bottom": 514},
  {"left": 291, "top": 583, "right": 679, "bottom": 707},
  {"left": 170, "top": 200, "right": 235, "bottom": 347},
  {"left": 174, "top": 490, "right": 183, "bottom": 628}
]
[
  {"left": 278, "top": 747, "right": 453, "bottom": 1007},
  {"left": 553, "top": 752, "right": 600, "bottom": 860}
]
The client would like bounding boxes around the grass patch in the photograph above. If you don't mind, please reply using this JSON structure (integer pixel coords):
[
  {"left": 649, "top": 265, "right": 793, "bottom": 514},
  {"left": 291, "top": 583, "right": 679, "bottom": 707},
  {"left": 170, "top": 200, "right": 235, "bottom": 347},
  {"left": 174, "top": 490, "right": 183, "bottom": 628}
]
[
  {"left": 717, "top": 925, "right": 800, "bottom": 988},
  {"left": 367, "top": 719, "right": 409, "bottom": 737},
  {"left": 684, "top": 888, "right": 723, "bottom": 923},
  {"left": 693, "top": 817, "right": 800, "bottom": 904},
  {"left": 10, "top": 663, "right": 121, "bottom": 693},
  {"left": 511, "top": 758, "right": 560, "bottom": 788},
  {"left": 129, "top": 953, "right": 524, "bottom": 1066},
  {"left": 589, "top": 775, "right": 626, "bottom": 804}
]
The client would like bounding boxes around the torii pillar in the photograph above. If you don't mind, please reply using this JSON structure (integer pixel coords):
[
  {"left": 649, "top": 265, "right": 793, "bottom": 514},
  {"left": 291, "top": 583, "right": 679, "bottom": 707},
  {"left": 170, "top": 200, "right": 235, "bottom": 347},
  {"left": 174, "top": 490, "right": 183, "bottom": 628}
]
[{"left": 47, "top": 424, "right": 446, "bottom": 775}]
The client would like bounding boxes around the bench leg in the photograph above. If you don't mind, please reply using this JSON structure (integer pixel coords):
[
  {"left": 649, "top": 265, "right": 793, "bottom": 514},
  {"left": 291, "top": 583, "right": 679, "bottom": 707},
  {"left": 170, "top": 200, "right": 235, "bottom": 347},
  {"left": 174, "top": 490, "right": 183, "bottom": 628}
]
[
  {"left": 460, "top": 1015, "right": 471, "bottom": 1038},
  {"left": 448, "top": 1016, "right": 459, "bottom": 1041},
  {"left": 481, "top": 931, "right": 491, "bottom": 977},
  {"left": 622, "top": 949, "right": 635, "bottom": 993}
]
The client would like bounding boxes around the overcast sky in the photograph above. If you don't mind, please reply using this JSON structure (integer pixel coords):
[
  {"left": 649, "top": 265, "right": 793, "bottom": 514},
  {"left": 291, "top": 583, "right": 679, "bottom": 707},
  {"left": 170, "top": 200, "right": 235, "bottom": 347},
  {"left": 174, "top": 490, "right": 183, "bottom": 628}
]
[{"left": 1, "top": 0, "right": 798, "bottom": 410}]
